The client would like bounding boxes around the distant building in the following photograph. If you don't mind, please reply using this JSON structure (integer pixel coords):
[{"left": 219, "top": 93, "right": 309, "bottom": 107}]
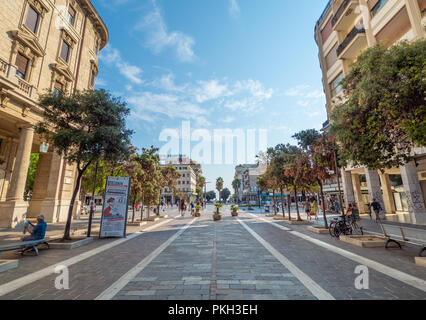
[
  {"left": 234, "top": 163, "right": 266, "bottom": 203},
  {"left": 161, "top": 156, "right": 202, "bottom": 204}
]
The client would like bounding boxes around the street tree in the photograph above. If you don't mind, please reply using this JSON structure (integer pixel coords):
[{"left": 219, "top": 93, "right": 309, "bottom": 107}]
[
  {"left": 216, "top": 177, "right": 224, "bottom": 202},
  {"left": 331, "top": 40, "right": 426, "bottom": 170},
  {"left": 232, "top": 178, "right": 241, "bottom": 203},
  {"left": 36, "top": 89, "right": 132, "bottom": 240},
  {"left": 220, "top": 188, "right": 231, "bottom": 202}
]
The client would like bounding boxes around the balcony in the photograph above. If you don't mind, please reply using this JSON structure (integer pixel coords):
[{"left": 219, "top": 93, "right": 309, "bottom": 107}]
[
  {"left": 336, "top": 24, "right": 367, "bottom": 59},
  {"left": 332, "top": 0, "right": 360, "bottom": 31},
  {"left": 0, "top": 57, "right": 37, "bottom": 100}
]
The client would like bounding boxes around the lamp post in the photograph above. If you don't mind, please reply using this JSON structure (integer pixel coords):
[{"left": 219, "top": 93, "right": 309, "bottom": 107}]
[{"left": 204, "top": 181, "right": 211, "bottom": 209}]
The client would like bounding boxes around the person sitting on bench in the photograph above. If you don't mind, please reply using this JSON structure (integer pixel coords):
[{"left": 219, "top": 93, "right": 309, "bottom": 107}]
[{"left": 20, "top": 215, "right": 47, "bottom": 242}]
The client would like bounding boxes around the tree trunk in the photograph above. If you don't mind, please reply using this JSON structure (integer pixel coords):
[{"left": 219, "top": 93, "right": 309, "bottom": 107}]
[
  {"left": 319, "top": 180, "right": 328, "bottom": 229},
  {"left": 294, "top": 187, "right": 302, "bottom": 221},
  {"left": 140, "top": 192, "right": 145, "bottom": 221},
  {"left": 280, "top": 188, "right": 285, "bottom": 219},
  {"left": 131, "top": 196, "right": 136, "bottom": 223},
  {"left": 63, "top": 169, "right": 83, "bottom": 240},
  {"left": 286, "top": 193, "right": 290, "bottom": 220},
  {"left": 80, "top": 190, "right": 86, "bottom": 214}
]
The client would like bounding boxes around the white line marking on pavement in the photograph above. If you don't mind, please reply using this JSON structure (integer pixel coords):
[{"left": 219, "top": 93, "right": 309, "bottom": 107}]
[
  {"left": 236, "top": 218, "right": 335, "bottom": 300},
  {"left": 95, "top": 217, "right": 198, "bottom": 300},
  {"left": 246, "top": 212, "right": 426, "bottom": 293},
  {"left": 0, "top": 217, "right": 176, "bottom": 297}
]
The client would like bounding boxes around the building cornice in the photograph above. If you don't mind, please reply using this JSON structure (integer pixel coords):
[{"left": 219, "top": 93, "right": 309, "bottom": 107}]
[{"left": 80, "top": 0, "right": 109, "bottom": 50}]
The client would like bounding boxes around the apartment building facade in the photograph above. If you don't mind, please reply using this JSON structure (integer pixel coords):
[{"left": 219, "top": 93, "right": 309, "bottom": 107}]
[
  {"left": 161, "top": 157, "right": 201, "bottom": 204},
  {"left": 315, "top": 0, "right": 426, "bottom": 224},
  {"left": 0, "top": 0, "right": 108, "bottom": 227}
]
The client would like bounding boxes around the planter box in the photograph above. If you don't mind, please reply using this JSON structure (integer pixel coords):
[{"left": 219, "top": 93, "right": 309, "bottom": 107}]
[
  {"left": 195, "top": 212, "right": 201, "bottom": 217},
  {"left": 284, "top": 220, "right": 314, "bottom": 225},
  {"left": 307, "top": 226, "right": 329, "bottom": 234},
  {"left": 248, "top": 208, "right": 254, "bottom": 211},
  {"left": 231, "top": 212, "right": 239, "bottom": 217},
  {"left": 415, "top": 257, "right": 426, "bottom": 267},
  {"left": 143, "top": 217, "right": 160, "bottom": 222},
  {"left": 213, "top": 214, "right": 222, "bottom": 221},
  {"left": 127, "top": 222, "right": 148, "bottom": 227},
  {"left": 339, "top": 235, "right": 388, "bottom": 248},
  {"left": 158, "top": 214, "right": 168, "bottom": 219},
  {"left": 49, "top": 237, "right": 94, "bottom": 250},
  {"left": 0, "top": 260, "right": 18, "bottom": 273}
]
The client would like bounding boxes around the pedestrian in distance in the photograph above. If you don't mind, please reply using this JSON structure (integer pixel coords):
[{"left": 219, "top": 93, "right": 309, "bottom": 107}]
[
  {"left": 370, "top": 199, "right": 383, "bottom": 223},
  {"left": 304, "top": 200, "right": 311, "bottom": 220},
  {"left": 312, "top": 199, "right": 319, "bottom": 220}
]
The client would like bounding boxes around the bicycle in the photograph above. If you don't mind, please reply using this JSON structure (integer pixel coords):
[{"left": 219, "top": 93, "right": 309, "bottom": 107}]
[{"left": 330, "top": 214, "right": 363, "bottom": 237}]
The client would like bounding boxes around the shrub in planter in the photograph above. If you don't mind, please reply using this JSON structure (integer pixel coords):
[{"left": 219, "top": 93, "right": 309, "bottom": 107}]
[
  {"left": 247, "top": 205, "right": 254, "bottom": 211},
  {"left": 195, "top": 205, "right": 201, "bottom": 217},
  {"left": 231, "top": 205, "right": 239, "bottom": 217},
  {"left": 214, "top": 203, "right": 223, "bottom": 221}
]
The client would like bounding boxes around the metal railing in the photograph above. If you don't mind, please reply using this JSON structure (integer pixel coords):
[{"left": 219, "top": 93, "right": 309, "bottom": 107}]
[
  {"left": 332, "top": 0, "right": 352, "bottom": 26},
  {"left": 336, "top": 24, "right": 365, "bottom": 57}
]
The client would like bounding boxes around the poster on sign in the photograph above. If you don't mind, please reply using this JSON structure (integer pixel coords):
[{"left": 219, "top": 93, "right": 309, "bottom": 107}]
[{"left": 99, "top": 177, "right": 131, "bottom": 238}]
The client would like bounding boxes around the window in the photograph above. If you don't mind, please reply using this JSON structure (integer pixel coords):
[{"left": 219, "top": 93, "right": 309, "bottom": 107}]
[
  {"left": 15, "top": 53, "right": 29, "bottom": 79},
  {"left": 67, "top": 7, "right": 76, "bottom": 26},
  {"left": 90, "top": 70, "right": 96, "bottom": 87},
  {"left": 371, "top": 0, "right": 388, "bottom": 17},
  {"left": 60, "top": 41, "right": 71, "bottom": 62},
  {"left": 25, "top": 5, "right": 40, "bottom": 34},
  {"left": 330, "top": 72, "right": 344, "bottom": 97},
  {"left": 53, "top": 81, "right": 64, "bottom": 95}
]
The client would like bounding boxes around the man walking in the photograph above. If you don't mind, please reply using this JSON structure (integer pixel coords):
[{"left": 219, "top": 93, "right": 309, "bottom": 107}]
[{"left": 370, "top": 199, "right": 382, "bottom": 223}]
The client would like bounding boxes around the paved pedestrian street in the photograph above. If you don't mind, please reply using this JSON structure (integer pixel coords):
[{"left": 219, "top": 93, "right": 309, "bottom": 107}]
[{"left": 0, "top": 205, "right": 425, "bottom": 300}]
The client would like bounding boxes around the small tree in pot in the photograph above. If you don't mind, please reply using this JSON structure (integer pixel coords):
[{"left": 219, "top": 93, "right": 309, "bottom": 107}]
[
  {"left": 195, "top": 205, "right": 201, "bottom": 217},
  {"left": 231, "top": 205, "right": 239, "bottom": 217},
  {"left": 214, "top": 203, "right": 222, "bottom": 221}
]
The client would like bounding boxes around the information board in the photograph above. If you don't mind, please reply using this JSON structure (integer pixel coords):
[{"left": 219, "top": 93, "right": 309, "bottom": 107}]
[{"left": 99, "top": 176, "right": 131, "bottom": 238}]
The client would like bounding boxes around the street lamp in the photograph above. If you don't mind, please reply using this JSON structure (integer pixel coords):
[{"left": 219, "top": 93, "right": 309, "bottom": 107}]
[{"left": 39, "top": 142, "right": 49, "bottom": 153}]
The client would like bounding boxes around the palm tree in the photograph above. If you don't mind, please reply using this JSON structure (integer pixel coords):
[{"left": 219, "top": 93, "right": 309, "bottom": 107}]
[
  {"left": 232, "top": 178, "right": 241, "bottom": 203},
  {"left": 216, "top": 177, "right": 224, "bottom": 203}
]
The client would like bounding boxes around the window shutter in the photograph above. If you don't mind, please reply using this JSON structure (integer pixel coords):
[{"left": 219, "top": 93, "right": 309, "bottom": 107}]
[
  {"left": 15, "top": 53, "right": 29, "bottom": 79},
  {"left": 60, "top": 41, "right": 70, "bottom": 62},
  {"left": 68, "top": 7, "right": 76, "bottom": 25},
  {"left": 25, "top": 6, "right": 40, "bottom": 33}
]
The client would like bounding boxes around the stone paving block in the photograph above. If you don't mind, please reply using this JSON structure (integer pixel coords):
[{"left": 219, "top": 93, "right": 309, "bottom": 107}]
[{"left": 125, "top": 290, "right": 157, "bottom": 296}]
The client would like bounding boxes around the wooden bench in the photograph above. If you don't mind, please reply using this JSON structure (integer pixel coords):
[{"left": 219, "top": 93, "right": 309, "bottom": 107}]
[
  {"left": 0, "top": 239, "right": 49, "bottom": 257},
  {"left": 380, "top": 223, "right": 426, "bottom": 257}
]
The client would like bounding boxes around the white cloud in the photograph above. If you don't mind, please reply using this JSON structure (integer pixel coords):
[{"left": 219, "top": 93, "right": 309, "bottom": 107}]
[
  {"left": 229, "top": 0, "right": 240, "bottom": 18},
  {"left": 223, "top": 116, "right": 235, "bottom": 123},
  {"left": 95, "top": 78, "right": 107, "bottom": 86},
  {"left": 136, "top": 0, "right": 196, "bottom": 62},
  {"left": 128, "top": 92, "right": 209, "bottom": 126},
  {"left": 297, "top": 100, "right": 310, "bottom": 107},
  {"left": 152, "top": 73, "right": 187, "bottom": 92},
  {"left": 284, "top": 85, "right": 325, "bottom": 100},
  {"left": 194, "top": 80, "right": 230, "bottom": 103},
  {"left": 100, "top": 45, "right": 143, "bottom": 84}
]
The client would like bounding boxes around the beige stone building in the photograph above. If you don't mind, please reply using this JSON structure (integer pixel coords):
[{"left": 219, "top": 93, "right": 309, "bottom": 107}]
[
  {"left": 315, "top": 0, "right": 426, "bottom": 224},
  {"left": 0, "top": 0, "right": 108, "bottom": 227}
]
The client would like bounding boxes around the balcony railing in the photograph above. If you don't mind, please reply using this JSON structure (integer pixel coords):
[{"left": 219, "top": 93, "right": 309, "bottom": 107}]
[
  {"left": 0, "top": 57, "right": 37, "bottom": 100},
  {"left": 336, "top": 24, "right": 365, "bottom": 57},
  {"left": 0, "top": 57, "right": 8, "bottom": 76},
  {"left": 332, "top": 0, "right": 351, "bottom": 26}
]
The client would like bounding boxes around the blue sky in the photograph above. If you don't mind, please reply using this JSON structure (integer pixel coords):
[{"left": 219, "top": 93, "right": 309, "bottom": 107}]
[{"left": 93, "top": 0, "right": 329, "bottom": 193}]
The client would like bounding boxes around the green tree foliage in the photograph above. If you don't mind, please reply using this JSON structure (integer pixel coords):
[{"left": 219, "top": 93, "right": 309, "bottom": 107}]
[
  {"left": 331, "top": 40, "right": 426, "bottom": 170},
  {"left": 220, "top": 188, "right": 231, "bottom": 202},
  {"left": 36, "top": 89, "right": 132, "bottom": 239},
  {"left": 232, "top": 178, "right": 241, "bottom": 201},
  {"left": 216, "top": 177, "right": 224, "bottom": 201},
  {"left": 25, "top": 153, "right": 39, "bottom": 197},
  {"left": 205, "top": 190, "right": 216, "bottom": 201}
]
